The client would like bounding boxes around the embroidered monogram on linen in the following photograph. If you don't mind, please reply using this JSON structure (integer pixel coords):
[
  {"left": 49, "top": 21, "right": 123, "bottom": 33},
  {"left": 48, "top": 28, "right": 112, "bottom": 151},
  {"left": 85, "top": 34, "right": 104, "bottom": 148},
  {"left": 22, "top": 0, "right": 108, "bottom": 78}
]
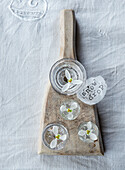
[{"left": 9, "top": 0, "right": 47, "bottom": 21}]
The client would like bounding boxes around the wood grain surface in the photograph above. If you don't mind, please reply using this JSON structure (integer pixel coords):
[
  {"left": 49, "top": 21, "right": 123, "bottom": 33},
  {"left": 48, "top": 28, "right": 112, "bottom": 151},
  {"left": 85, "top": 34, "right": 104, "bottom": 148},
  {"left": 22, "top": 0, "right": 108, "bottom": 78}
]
[{"left": 38, "top": 9, "right": 104, "bottom": 155}]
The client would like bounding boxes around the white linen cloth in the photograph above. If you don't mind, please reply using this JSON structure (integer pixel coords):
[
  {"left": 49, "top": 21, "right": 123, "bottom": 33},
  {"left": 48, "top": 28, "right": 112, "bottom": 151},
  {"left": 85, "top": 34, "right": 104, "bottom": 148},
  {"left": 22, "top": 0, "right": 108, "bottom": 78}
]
[{"left": 0, "top": 0, "right": 125, "bottom": 169}]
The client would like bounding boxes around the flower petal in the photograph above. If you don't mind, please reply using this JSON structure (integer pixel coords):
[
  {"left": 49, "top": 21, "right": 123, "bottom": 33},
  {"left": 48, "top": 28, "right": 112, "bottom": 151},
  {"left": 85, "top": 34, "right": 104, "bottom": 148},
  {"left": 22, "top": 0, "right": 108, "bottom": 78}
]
[
  {"left": 60, "top": 105, "right": 66, "bottom": 112},
  {"left": 60, "top": 134, "right": 67, "bottom": 141},
  {"left": 65, "top": 69, "right": 71, "bottom": 80},
  {"left": 90, "top": 132, "right": 97, "bottom": 141},
  {"left": 67, "top": 113, "right": 74, "bottom": 120},
  {"left": 50, "top": 138, "right": 57, "bottom": 148},
  {"left": 71, "top": 102, "right": 77, "bottom": 109},
  {"left": 78, "top": 130, "right": 86, "bottom": 136},
  {"left": 62, "top": 83, "right": 70, "bottom": 92},
  {"left": 52, "top": 126, "right": 58, "bottom": 136},
  {"left": 72, "top": 80, "right": 83, "bottom": 85},
  {"left": 87, "top": 121, "right": 92, "bottom": 130}
]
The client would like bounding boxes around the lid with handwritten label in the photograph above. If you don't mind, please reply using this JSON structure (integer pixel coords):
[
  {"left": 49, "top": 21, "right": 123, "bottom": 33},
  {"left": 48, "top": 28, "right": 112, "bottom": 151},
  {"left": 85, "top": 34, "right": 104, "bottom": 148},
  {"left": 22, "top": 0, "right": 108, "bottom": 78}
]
[{"left": 77, "top": 76, "right": 107, "bottom": 105}]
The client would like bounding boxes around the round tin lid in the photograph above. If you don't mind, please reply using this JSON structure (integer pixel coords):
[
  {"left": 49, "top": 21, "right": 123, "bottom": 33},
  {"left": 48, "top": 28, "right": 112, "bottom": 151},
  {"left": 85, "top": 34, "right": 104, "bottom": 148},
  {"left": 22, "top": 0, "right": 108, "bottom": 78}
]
[{"left": 77, "top": 76, "right": 107, "bottom": 105}]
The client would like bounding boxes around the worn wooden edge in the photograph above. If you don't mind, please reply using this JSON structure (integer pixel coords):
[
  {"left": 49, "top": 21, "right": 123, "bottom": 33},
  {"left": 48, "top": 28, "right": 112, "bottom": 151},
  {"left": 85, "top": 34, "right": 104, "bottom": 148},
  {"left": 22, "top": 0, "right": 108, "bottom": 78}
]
[
  {"left": 38, "top": 82, "right": 51, "bottom": 154},
  {"left": 94, "top": 106, "right": 104, "bottom": 155},
  {"left": 60, "top": 9, "right": 76, "bottom": 59}
]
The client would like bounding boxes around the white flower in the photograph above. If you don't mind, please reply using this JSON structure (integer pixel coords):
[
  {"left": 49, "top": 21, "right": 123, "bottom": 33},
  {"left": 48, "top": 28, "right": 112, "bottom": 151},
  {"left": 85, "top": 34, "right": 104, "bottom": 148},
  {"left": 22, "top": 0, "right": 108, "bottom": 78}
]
[
  {"left": 50, "top": 126, "right": 67, "bottom": 149},
  {"left": 60, "top": 102, "right": 78, "bottom": 120},
  {"left": 78, "top": 121, "right": 98, "bottom": 141},
  {"left": 62, "top": 69, "right": 83, "bottom": 92}
]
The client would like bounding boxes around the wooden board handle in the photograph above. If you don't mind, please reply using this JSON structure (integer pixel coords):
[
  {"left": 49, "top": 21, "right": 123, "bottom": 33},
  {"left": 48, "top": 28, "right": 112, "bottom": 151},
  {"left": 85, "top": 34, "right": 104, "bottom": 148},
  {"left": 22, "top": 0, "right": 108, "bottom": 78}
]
[{"left": 60, "top": 9, "right": 76, "bottom": 59}]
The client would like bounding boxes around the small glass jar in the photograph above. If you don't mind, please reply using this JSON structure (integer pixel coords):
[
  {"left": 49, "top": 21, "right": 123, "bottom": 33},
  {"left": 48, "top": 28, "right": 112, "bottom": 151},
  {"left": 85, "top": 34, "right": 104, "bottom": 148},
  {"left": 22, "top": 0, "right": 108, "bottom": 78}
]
[
  {"left": 60, "top": 100, "right": 80, "bottom": 120},
  {"left": 49, "top": 58, "right": 86, "bottom": 95},
  {"left": 42, "top": 123, "right": 69, "bottom": 150},
  {"left": 78, "top": 121, "right": 99, "bottom": 143}
]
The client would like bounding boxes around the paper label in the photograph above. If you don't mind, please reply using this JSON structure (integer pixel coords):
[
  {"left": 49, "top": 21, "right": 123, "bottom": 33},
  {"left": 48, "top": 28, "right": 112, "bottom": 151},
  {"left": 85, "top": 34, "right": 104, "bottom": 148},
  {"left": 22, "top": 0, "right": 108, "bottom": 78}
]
[{"left": 77, "top": 76, "right": 107, "bottom": 105}]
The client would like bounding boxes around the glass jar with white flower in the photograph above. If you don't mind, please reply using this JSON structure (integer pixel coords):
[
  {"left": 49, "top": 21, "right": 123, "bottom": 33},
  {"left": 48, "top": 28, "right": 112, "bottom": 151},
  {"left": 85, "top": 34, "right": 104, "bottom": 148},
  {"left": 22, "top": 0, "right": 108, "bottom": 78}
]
[
  {"left": 49, "top": 58, "right": 86, "bottom": 95},
  {"left": 60, "top": 100, "right": 80, "bottom": 120},
  {"left": 42, "top": 123, "right": 69, "bottom": 150},
  {"left": 78, "top": 121, "right": 99, "bottom": 143}
]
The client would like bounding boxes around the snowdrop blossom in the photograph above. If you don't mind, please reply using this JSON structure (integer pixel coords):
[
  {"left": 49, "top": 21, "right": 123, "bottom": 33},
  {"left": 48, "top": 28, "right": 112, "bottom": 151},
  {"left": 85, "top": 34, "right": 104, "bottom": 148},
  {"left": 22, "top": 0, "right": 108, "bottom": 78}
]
[
  {"left": 62, "top": 69, "right": 83, "bottom": 92},
  {"left": 50, "top": 126, "right": 67, "bottom": 149},
  {"left": 60, "top": 102, "right": 78, "bottom": 120},
  {"left": 78, "top": 121, "right": 98, "bottom": 141}
]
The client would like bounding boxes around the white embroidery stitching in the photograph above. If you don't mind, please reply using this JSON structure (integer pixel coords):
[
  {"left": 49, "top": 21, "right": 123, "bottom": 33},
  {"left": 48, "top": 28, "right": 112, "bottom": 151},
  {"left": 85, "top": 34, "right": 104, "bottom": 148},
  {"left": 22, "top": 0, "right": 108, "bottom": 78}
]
[{"left": 8, "top": 0, "right": 47, "bottom": 21}]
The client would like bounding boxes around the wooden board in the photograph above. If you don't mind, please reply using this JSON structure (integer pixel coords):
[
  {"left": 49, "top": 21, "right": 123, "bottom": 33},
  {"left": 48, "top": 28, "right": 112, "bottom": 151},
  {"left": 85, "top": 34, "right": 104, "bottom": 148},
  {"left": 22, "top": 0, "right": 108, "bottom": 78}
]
[{"left": 38, "top": 9, "right": 104, "bottom": 155}]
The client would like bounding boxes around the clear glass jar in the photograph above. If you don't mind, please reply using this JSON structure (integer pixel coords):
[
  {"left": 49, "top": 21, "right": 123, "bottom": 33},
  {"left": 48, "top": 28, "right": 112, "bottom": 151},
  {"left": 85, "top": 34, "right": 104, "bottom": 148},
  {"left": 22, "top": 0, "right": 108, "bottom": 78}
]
[
  {"left": 78, "top": 121, "right": 99, "bottom": 143},
  {"left": 42, "top": 123, "right": 69, "bottom": 150},
  {"left": 60, "top": 100, "right": 80, "bottom": 120},
  {"left": 49, "top": 58, "right": 86, "bottom": 95}
]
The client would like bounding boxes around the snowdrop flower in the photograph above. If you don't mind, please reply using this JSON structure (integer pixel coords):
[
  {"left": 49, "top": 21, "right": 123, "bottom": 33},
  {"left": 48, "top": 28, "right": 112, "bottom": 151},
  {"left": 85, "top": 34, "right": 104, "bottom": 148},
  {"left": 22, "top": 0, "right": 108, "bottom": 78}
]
[
  {"left": 62, "top": 69, "right": 83, "bottom": 92},
  {"left": 50, "top": 126, "right": 67, "bottom": 149},
  {"left": 78, "top": 121, "right": 98, "bottom": 141},
  {"left": 60, "top": 102, "right": 78, "bottom": 120}
]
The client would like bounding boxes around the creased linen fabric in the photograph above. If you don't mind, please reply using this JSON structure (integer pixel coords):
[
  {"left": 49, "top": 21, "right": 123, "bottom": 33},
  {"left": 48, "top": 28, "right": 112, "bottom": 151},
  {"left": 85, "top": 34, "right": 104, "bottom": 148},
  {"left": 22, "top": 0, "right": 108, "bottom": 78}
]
[{"left": 0, "top": 0, "right": 125, "bottom": 169}]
